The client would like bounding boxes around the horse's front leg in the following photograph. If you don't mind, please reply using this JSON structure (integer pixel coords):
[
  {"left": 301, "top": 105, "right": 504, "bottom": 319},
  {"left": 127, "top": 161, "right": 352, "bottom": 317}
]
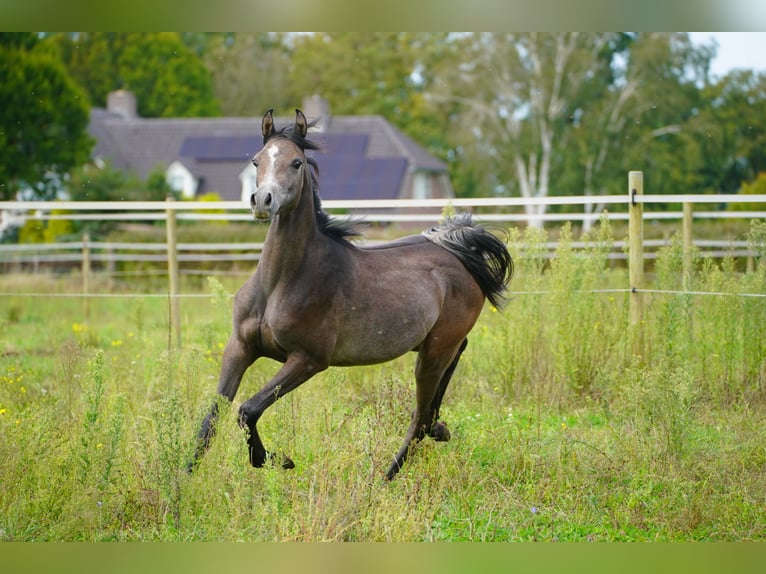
[
  {"left": 238, "top": 352, "right": 326, "bottom": 469},
  {"left": 187, "top": 335, "right": 257, "bottom": 472}
]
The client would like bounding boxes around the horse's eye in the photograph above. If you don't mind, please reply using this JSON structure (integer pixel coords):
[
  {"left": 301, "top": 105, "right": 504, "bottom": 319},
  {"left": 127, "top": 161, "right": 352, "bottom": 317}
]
[
  {"left": 252, "top": 159, "right": 259, "bottom": 168},
  {"left": 291, "top": 159, "right": 303, "bottom": 170}
]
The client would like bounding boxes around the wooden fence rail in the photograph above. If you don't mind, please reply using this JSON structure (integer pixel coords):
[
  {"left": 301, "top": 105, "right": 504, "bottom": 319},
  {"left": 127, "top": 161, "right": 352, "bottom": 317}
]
[{"left": 3, "top": 173, "right": 766, "bottom": 354}]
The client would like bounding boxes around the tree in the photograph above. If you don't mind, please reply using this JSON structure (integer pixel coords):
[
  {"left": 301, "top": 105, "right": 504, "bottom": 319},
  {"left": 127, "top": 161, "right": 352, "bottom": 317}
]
[
  {"left": 696, "top": 69, "right": 766, "bottom": 194},
  {"left": 288, "top": 33, "right": 453, "bottom": 155},
  {"left": 615, "top": 33, "right": 714, "bottom": 199},
  {"left": 46, "top": 33, "right": 220, "bottom": 117},
  {"left": 429, "top": 33, "right": 714, "bottom": 226},
  {"left": 201, "top": 33, "right": 294, "bottom": 116},
  {"left": 68, "top": 161, "right": 170, "bottom": 203},
  {"left": 0, "top": 33, "right": 92, "bottom": 200},
  {"left": 429, "top": 33, "right": 621, "bottom": 226},
  {"left": 65, "top": 162, "right": 172, "bottom": 237}
]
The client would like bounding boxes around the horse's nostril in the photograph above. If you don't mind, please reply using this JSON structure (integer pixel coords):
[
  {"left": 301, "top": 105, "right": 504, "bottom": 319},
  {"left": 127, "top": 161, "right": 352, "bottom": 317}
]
[
  {"left": 250, "top": 193, "right": 256, "bottom": 207},
  {"left": 263, "top": 192, "right": 272, "bottom": 207}
]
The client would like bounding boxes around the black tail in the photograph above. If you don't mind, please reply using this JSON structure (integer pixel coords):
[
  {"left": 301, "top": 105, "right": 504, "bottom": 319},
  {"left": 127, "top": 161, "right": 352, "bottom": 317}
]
[{"left": 423, "top": 213, "right": 513, "bottom": 308}]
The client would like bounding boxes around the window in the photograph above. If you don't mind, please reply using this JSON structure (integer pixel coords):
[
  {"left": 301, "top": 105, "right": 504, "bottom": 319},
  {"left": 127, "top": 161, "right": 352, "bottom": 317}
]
[
  {"left": 413, "top": 172, "right": 432, "bottom": 200},
  {"left": 239, "top": 164, "right": 258, "bottom": 204},
  {"left": 165, "top": 161, "right": 196, "bottom": 199},
  {"left": 168, "top": 173, "right": 185, "bottom": 193}
]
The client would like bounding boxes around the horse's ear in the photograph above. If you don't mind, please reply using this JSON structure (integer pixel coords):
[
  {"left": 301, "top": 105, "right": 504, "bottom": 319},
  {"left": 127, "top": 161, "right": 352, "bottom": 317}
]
[
  {"left": 295, "top": 109, "right": 308, "bottom": 139},
  {"left": 262, "top": 109, "right": 274, "bottom": 139}
]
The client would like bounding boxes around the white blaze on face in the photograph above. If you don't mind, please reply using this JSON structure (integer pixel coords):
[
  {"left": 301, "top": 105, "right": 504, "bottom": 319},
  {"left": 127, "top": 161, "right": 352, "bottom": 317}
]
[{"left": 257, "top": 145, "right": 281, "bottom": 190}]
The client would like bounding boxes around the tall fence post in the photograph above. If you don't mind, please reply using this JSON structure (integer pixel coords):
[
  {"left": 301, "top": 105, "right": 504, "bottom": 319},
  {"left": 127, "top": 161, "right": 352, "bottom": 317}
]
[
  {"left": 628, "top": 171, "right": 644, "bottom": 357},
  {"left": 682, "top": 202, "right": 693, "bottom": 290},
  {"left": 166, "top": 196, "right": 181, "bottom": 350},
  {"left": 82, "top": 232, "right": 91, "bottom": 319}
]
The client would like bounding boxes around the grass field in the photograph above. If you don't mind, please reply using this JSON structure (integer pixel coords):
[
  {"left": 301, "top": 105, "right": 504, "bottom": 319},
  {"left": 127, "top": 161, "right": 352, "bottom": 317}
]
[{"left": 1, "top": 219, "right": 765, "bottom": 541}]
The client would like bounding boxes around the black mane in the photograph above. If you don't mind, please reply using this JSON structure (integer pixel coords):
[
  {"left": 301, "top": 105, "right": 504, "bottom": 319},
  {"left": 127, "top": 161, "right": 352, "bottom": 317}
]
[{"left": 265, "top": 117, "right": 360, "bottom": 243}]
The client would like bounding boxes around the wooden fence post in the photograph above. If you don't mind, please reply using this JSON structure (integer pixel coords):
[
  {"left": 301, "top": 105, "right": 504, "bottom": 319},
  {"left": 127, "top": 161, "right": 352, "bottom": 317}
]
[
  {"left": 82, "top": 232, "right": 91, "bottom": 319},
  {"left": 166, "top": 196, "right": 181, "bottom": 350},
  {"left": 628, "top": 171, "right": 644, "bottom": 356},
  {"left": 682, "top": 202, "right": 693, "bottom": 290}
]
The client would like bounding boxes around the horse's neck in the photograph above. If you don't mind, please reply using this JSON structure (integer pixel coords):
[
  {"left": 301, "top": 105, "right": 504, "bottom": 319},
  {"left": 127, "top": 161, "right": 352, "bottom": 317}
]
[{"left": 259, "top": 177, "right": 321, "bottom": 283}]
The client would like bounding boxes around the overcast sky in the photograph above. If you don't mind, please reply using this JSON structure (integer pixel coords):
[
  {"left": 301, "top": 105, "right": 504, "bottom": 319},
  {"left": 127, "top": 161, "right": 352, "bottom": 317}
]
[{"left": 689, "top": 32, "right": 766, "bottom": 77}]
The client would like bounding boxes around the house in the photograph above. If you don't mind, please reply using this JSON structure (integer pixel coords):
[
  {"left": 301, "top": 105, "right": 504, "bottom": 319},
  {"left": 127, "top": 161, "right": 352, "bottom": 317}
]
[{"left": 88, "top": 91, "right": 454, "bottom": 205}]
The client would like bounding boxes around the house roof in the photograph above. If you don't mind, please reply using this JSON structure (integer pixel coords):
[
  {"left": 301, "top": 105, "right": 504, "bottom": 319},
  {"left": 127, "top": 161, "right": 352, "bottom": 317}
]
[{"left": 88, "top": 109, "right": 449, "bottom": 201}]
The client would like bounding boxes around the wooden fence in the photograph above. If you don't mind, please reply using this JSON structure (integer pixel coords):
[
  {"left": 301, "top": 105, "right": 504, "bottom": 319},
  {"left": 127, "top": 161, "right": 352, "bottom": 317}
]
[{"left": 3, "top": 171, "right": 766, "bottom": 350}]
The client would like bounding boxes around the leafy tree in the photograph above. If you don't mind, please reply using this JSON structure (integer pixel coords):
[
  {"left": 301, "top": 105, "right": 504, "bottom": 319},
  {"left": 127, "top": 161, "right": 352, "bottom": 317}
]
[
  {"left": 731, "top": 171, "right": 766, "bottom": 212},
  {"left": 0, "top": 33, "right": 92, "bottom": 200},
  {"left": 290, "top": 32, "right": 419, "bottom": 117},
  {"left": 429, "top": 33, "right": 622, "bottom": 225},
  {"left": 428, "top": 32, "right": 714, "bottom": 226},
  {"left": 696, "top": 70, "right": 766, "bottom": 194},
  {"left": 201, "top": 33, "right": 294, "bottom": 116},
  {"left": 288, "top": 33, "right": 453, "bottom": 159},
  {"left": 146, "top": 167, "right": 175, "bottom": 199},
  {"left": 66, "top": 162, "right": 172, "bottom": 237},
  {"left": 615, "top": 33, "right": 713, "bottom": 198},
  {"left": 46, "top": 32, "right": 220, "bottom": 117},
  {"left": 68, "top": 161, "right": 169, "bottom": 203}
]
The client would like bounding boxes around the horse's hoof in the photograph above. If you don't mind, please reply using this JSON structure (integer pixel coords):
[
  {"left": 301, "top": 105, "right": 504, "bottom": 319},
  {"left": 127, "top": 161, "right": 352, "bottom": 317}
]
[
  {"left": 265, "top": 451, "right": 295, "bottom": 469},
  {"left": 430, "top": 421, "right": 451, "bottom": 442},
  {"left": 249, "top": 446, "right": 267, "bottom": 468},
  {"left": 280, "top": 455, "right": 295, "bottom": 470},
  {"left": 385, "top": 462, "right": 401, "bottom": 481}
]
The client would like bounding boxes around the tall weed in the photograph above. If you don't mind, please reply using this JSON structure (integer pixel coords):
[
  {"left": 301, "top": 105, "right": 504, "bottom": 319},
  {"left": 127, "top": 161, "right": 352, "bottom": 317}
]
[{"left": 2, "top": 219, "right": 766, "bottom": 541}]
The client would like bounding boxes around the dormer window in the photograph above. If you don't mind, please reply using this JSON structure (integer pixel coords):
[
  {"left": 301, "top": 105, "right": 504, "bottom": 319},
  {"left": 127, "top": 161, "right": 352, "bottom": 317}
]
[
  {"left": 239, "top": 163, "right": 258, "bottom": 204},
  {"left": 413, "top": 171, "right": 433, "bottom": 200},
  {"left": 166, "top": 161, "right": 198, "bottom": 199}
]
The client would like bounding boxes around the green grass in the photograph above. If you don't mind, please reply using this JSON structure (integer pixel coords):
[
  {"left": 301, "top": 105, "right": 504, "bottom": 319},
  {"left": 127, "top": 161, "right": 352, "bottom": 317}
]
[{"left": 1, "top": 219, "right": 765, "bottom": 541}]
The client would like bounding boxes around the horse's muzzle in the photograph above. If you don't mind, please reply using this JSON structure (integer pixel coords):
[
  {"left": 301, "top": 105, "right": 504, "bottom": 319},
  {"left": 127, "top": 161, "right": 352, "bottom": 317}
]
[{"left": 250, "top": 189, "right": 275, "bottom": 220}]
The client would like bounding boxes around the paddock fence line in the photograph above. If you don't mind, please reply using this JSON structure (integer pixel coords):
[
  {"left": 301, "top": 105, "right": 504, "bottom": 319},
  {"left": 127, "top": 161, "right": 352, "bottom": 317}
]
[
  {"left": 4, "top": 193, "right": 766, "bottom": 268},
  {"left": 3, "top": 172, "right": 766, "bottom": 351}
]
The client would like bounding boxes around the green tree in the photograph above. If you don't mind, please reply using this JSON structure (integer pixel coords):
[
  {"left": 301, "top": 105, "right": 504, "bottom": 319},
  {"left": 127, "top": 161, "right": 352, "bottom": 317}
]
[
  {"left": 696, "top": 70, "right": 766, "bottom": 194},
  {"left": 616, "top": 33, "right": 713, "bottom": 198},
  {"left": 46, "top": 32, "right": 220, "bottom": 118},
  {"left": 68, "top": 161, "right": 169, "bottom": 203},
  {"left": 429, "top": 33, "right": 714, "bottom": 225},
  {"left": 731, "top": 171, "right": 766, "bottom": 212},
  {"left": 0, "top": 33, "right": 92, "bottom": 200},
  {"left": 66, "top": 162, "right": 171, "bottom": 237},
  {"left": 201, "top": 33, "right": 294, "bottom": 116},
  {"left": 288, "top": 33, "right": 453, "bottom": 158},
  {"left": 431, "top": 33, "right": 626, "bottom": 224},
  {"left": 289, "top": 32, "right": 420, "bottom": 117}
]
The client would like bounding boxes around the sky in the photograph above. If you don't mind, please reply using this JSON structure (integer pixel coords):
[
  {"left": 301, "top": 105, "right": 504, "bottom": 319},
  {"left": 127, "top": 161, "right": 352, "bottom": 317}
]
[{"left": 689, "top": 32, "right": 766, "bottom": 78}]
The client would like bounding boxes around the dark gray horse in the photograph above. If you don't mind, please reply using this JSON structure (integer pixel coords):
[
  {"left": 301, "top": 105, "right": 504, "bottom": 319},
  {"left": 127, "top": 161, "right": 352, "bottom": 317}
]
[{"left": 189, "top": 108, "right": 513, "bottom": 480}]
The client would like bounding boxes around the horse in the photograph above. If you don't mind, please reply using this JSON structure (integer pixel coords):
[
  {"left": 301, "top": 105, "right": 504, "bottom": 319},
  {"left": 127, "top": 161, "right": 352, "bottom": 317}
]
[{"left": 188, "top": 108, "right": 513, "bottom": 480}]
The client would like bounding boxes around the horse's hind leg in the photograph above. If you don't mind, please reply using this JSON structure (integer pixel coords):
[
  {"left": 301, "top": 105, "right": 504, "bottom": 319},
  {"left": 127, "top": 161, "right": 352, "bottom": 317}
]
[
  {"left": 428, "top": 337, "right": 468, "bottom": 442},
  {"left": 385, "top": 340, "right": 465, "bottom": 480}
]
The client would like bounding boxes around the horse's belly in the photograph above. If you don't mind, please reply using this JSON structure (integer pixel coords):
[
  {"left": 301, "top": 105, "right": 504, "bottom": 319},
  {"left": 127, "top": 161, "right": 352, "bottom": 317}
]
[{"left": 330, "top": 308, "right": 434, "bottom": 366}]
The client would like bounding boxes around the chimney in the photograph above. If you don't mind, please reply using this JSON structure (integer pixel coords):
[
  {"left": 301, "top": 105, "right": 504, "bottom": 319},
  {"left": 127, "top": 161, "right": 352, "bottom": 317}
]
[
  {"left": 302, "top": 95, "right": 331, "bottom": 132},
  {"left": 107, "top": 90, "right": 137, "bottom": 119}
]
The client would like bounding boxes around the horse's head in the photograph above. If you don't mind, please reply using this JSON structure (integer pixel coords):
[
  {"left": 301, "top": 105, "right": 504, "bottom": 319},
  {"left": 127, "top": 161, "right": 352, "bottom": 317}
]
[{"left": 250, "top": 108, "right": 312, "bottom": 221}]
